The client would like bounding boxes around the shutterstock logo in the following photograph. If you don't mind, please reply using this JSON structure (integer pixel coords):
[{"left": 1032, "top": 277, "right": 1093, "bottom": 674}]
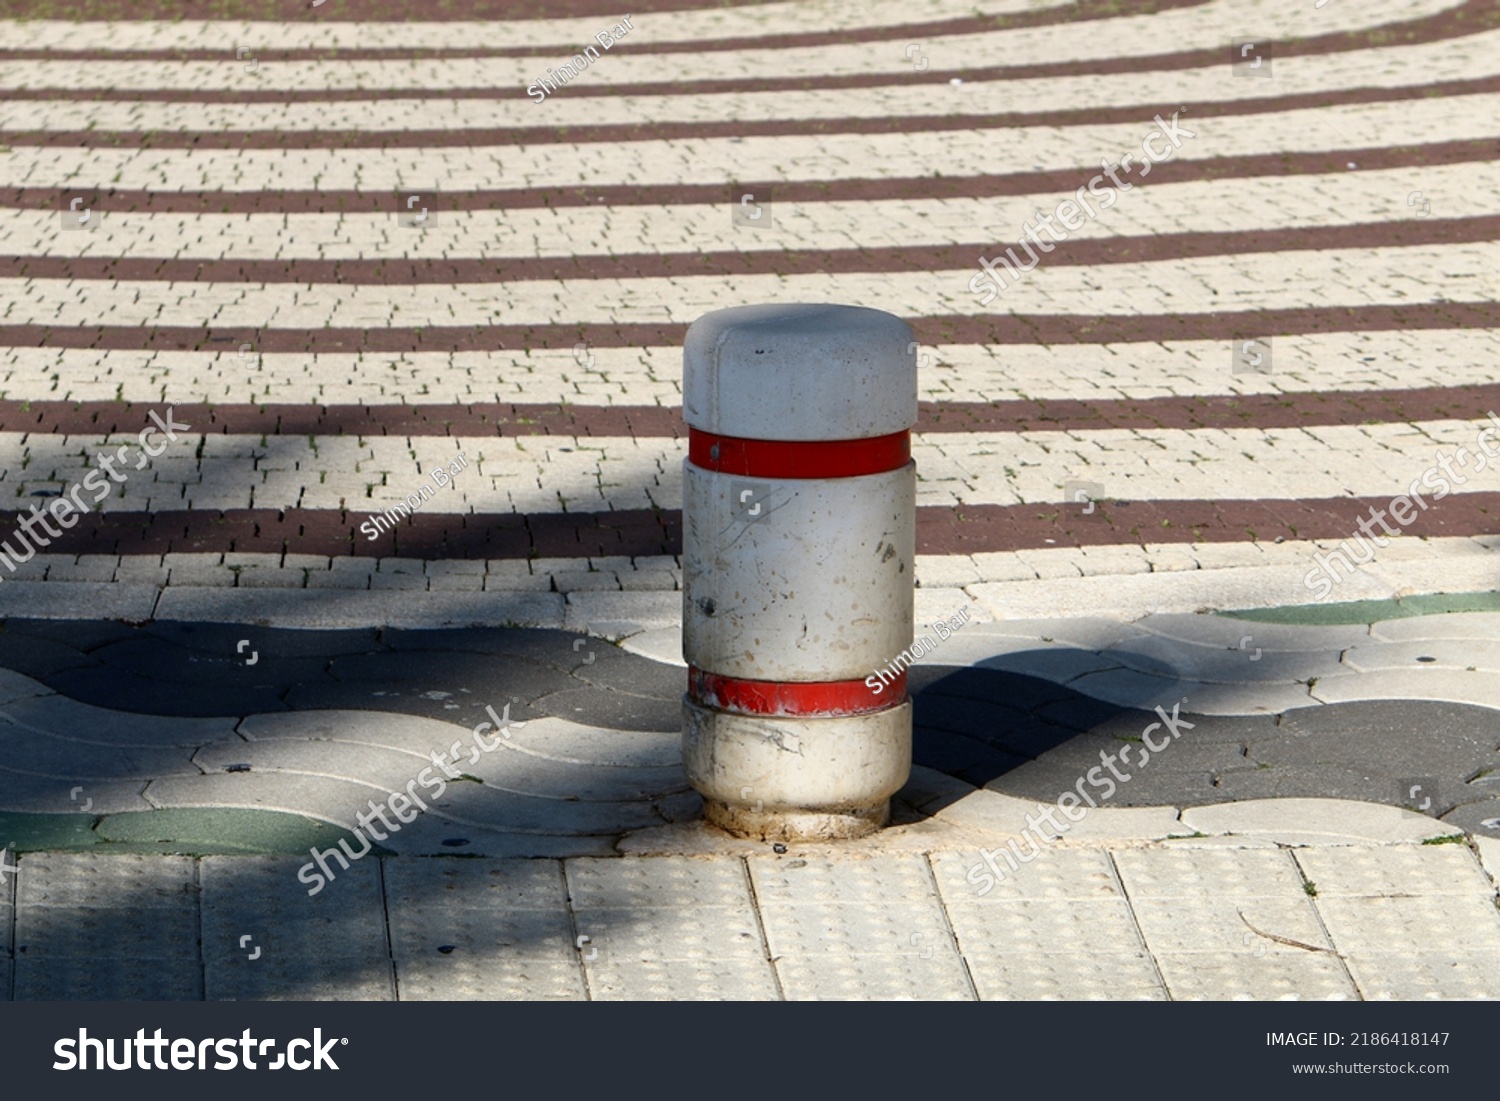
[{"left": 53, "top": 1028, "right": 344, "bottom": 1071}]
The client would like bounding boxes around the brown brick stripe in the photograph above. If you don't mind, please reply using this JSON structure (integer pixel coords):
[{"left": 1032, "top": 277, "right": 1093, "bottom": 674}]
[
  {"left": 0, "top": 0, "right": 1205, "bottom": 61},
  {"left": 8, "top": 216, "right": 1497, "bottom": 284},
  {"left": 2, "top": 494, "right": 1495, "bottom": 560},
  {"left": 7, "top": 140, "right": 1493, "bottom": 212},
  {"left": 5, "top": 387, "right": 1500, "bottom": 439},
  {"left": 2, "top": 303, "right": 1496, "bottom": 354},
  {"left": 11, "top": 77, "right": 1500, "bottom": 146}
]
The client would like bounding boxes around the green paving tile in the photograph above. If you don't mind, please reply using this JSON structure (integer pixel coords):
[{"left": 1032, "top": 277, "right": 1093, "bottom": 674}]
[
  {"left": 0, "top": 808, "right": 383, "bottom": 856},
  {"left": 1219, "top": 591, "right": 1500, "bottom": 627}
]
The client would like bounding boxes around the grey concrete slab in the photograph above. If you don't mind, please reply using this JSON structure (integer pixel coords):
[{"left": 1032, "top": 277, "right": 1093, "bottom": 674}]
[
  {"left": 0, "top": 773, "right": 152, "bottom": 815},
  {"left": 18, "top": 852, "right": 195, "bottom": 908},
  {"left": 566, "top": 855, "right": 752, "bottom": 910},
  {"left": 571, "top": 906, "right": 765, "bottom": 964},
  {"left": 773, "top": 950, "right": 972, "bottom": 1001},
  {"left": 1341, "top": 950, "right": 1500, "bottom": 1000},
  {"left": 1105, "top": 633, "right": 1346, "bottom": 684},
  {"left": 1295, "top": 844, "right": 1494, "bottom": 898},
  {"left": 1311, "top": 668, "right": 1500, "bottom": 709},
  {"left": 155, "top": 588, "right": 566, "bottom": 630},
  {"left": 0, "top": 694, "right": 241, "bottom": 748},
  {"left": 1343, "top": 638, "right": 1500, "bottom": 672},
  {"left": 209, "top": 956, "right": 396, "bottom": 1001},
  {"left": 390, "top": 906, "right": 575, "bottom": 963},
  {"left": 1131, "top": 896, "right": 1334, "bottom": 956},
  {"left": 0, "top": 582, "right": 159, "bottom": 623},
  {"left": 16, "top": 903, "right": 200, "bottom": 960},
  {"left": 931, "top": 849, "right": 1122, "bottom": 902},
  {"left": 383, "top": 857, "right": 567, "bottom": 911},
  {"left": 481, "top": 716, "right": 681, "bottom": 769},
  {"left": 200, "top": 856, "right": 388, "bottom": 969},
  {"left": 1113, "top": 846, "right": 1309, "bottom": 899},
  {"left": 1154, "top": 952, "right": 1355, "bottom": 1001},
  {"left": 0, "top": 668, "right": 54, "bottom": 707},
  {"left": 943, "top": 898, "right": 1146, "bottom": 957},
  {"left": 397, "top": 955, "right": 586, "bottom": 1001},
  {"left": 1314, "top": 894, "right": 1500, "bottom": 957},
  {"left": 15, "top": 955, "right": 202, "bottom": 1000},
  {"left": 586, "top": 957, "right": 779, "bottom": 1001},
  {"left": 748, "top": 853, "right": 935, "bottom": 907},
  {"left": 0, "top": 733, "right": 199, "bottom": 782},
  {"left": 961, "top": 950, "right": 1166, "bottom": 1001},
  {"left": 1371, "top": 612, "right": 1500, "bottom": 642},
  {"left": 1139, "top": 614, "right": 1371, "bottom": 651}
]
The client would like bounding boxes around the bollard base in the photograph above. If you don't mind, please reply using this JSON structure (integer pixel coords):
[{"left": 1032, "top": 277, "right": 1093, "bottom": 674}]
[{"left": 703, "top": 799, "right": 888, "bottom": 842}]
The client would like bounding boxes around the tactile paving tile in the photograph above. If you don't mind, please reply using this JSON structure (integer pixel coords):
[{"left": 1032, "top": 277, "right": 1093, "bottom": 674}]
[
  {"left": 961, "top": 950, "right": 1166, "bottom": 1001},
  {"left": 931, "top": 848, "right": 1122, "bottom": 902},
  {"left": 17, "top": 852, "right": 196, "bottom": 907},
  {"left": 944, "top": 898, "right": 1145, "bottom": 957},
  {"left": 565, "top": 855, "right": 752, "bottom": 909},
  {"left": 587, "top": 957, "right": 780, "bottom": 1001},
  {"left": 389, "top": 907, "right": 575, "bottom": 961},
  {"left": 569, "top": 906, "right": 766, "bottom": 962},
  {"left": 1154, "top": 951, "right": 1356, "bottom": 1001},
  {"left": 397, "top": 956, "right": 586, "bottom": 1001},
  {"left": 1343, "top": 950, "right": 1500, "bottom": 1000},
  {"left": 747, "top": 853, "right": 935, "bottom": 905},
  {"left": 16, "top": 903, "right": 200, "bottom": 959},
  {"left": 1112, "top": 846, "right": 1307, "bottom": 898},
  {"left": 14, "top": 955, "right": 202, "bottom": 1000},
  {"left": 383, "top": 857, "right": 566, "bottom": 910},
  {"left": 1315, "top": 895, "right": 1500, "bottom": 957},
  {"left": 760, "top": 901, "right": 951, "bottom": 960},
  {"left": 201, "top": 856, "right": 387, "bottom": 961},
  {"left": 1294, "top": 844, "right": 1494, "bottom": 897},
  {"left": 208, "top": 957, "right": 395, "bottom": 1001},
  {"left": 775, "top": 951, "right": 973, "bottom": 1001},
  {"left": 1131, "top": 896, "right": 1333, "bottom": 955}
]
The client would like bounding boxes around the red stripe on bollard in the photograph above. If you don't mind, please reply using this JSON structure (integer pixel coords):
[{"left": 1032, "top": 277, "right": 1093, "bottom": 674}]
[
  {"left": 689, "top": 665, "right": 906, "bottom": 717},
  {"left": 688, "top": 428, "right": 910, "bottom": 479}
]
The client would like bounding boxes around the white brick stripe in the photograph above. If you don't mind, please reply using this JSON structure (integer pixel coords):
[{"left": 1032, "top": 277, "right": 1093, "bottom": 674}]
[
  {"left": 4, "top": 93, "right": 1495, "bottom": 191},
  {"left": 6, "top": 161, "right": 1496, "bottom": 260},
  {"left": 3, "top": 331, "right": 1499, "bottom": 406},
  {"left": 1, "top": 241, "right": 1494, "bottom": 328},
  {"left": 5, "top": 417, "right": 1497, "bottom": 515},
  {"left": 0, "top": 0, "right": 1454, "bottom": 88},
  {"left": 9, "top": 28, "right": 1499, "bottom": 132}
]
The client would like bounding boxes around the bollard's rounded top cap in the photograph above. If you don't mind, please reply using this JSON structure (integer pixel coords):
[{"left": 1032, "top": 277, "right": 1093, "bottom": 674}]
[{"left": 682, "top": 303, "right": 918, "bottom": 441}]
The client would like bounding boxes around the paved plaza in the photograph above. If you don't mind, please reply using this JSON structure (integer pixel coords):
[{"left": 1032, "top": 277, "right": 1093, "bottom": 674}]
[{"left": 0, "top": 0, "right": 1498, "bottom": 999}]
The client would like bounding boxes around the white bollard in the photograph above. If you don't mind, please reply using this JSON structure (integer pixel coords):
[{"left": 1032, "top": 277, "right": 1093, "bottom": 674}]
[{"left": 681, "top": 303, "right": 917, "bottom": 841}]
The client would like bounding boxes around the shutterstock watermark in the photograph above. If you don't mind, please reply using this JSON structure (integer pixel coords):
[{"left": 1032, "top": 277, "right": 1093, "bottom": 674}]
[
  {"left": 0, "top": 406, "right": 190, "bottom": 578},
  {"left": 968, "top": 112, "right": 1198, "bottom": 305},
  {"left": 297, "top": 702, "right": 525, "bottom": 896},
  {"left": 1302, "top": 411, "right": 1500, "bottom": 601},
  {"left": 965, "top": 701, "right": 1194, "bottom": 895}
]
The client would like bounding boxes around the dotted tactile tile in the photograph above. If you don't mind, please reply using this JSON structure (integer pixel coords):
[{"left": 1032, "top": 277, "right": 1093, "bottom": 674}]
[
  {"left": 383, "top": 857, "right": 567, "bottom": 911},
  {"left": 747, "top": 854, "right": 936, "bottom": 906},
  {"left": 207, "top": 957, "right": 395, "bottom": 1001},
  {"left": 930, "top": 848, "right": 1122, "bottom": 902},
  {"left": 1131, "top": 896, "right": 1334, "bottom": 956},
  {"left": 565, "top": 855, "right": 753, "bottom": 910},
  {"left": 944, "top": 898, "right": 1145, "bottom": 957},
  {"left": 1154, "top": 951, "right": 1356, "bottom": 1001},
  {"left": 17, "top": 852, "right": 195, "bottom": 907},
  {"left": 759, "top": 901, "right": 953, "bottom": 961},
  {"left": 14, "top": 955, "right": 203, "bottom": 1000},
  {"left": 1113, "top": 847, "right": 1308, "bottom": 899},
  {"left": 397, "top": 956, "right": 586, "bottom": 1001},
  {"left": 15, "top": 903, "right": 200, "bottom": 959},
  {"left": 775, "top": 951, "right": 974, "bottom": 1001},
  {"left": 389, "top": 907, "right": 576, "bottom": 962},
  {"left": 962, "top": 950, "right": 1166, "bottom": 1001},
  {"left": 1315, "top": 895, "right": 1500, "bottom": 957},
  {"left": 1343, "top": 950, "right": 1500, "bottom": 1000},
  {"left": 586, "top": 957, "right": 781, "bottom": 1001},
  {"left": 568, "top": 906, "right": 766, "bottom": 963},
  {"left": 201, "top": 856, "right": 388, "bottom": 961},
  {"left": 1294, "top": 844, "right": 1496, "bottom": 898}
]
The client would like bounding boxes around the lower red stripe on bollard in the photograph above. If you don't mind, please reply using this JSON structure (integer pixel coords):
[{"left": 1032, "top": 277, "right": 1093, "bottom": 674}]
[
  {"left": 689, "top": 666, "right": 906, "bottom": 717},
  {"left": 688, "top": 428, "right": 910, "bottom": 479}
]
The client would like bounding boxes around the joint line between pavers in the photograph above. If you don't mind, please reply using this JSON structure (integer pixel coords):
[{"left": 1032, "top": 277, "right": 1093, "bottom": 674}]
[
  {"left": 1289, "top": 847, "right": 1366, "bottom": 1000},
  {"left": 5, "top": 850, "right": 16, "bottom": 1001},
  {"left": 193, "top": 857, "right": 207, "bottom": 1001},
  {"left": 1104, "top": 850, "right": 1173, "bottom": 1002},
  {"left": 739, "top": 855, "right": 786, "bottom": 1003},
  {"left": 921, "top": 851, "right": 979, "bottom": 1002},
  {"left": 559, "top": 859, "right": 595, "bottom": 1003},
  {"left": 376, "top": 857, "right": 401, "bottom": 1002}
]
